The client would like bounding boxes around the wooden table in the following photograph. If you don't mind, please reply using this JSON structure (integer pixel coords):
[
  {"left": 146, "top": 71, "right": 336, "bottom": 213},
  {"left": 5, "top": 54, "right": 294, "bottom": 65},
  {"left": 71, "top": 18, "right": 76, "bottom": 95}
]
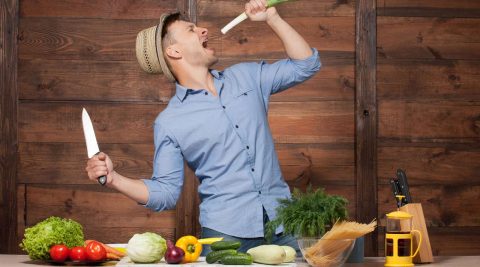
[{"left": 2, "top": 255, "right": 479, "bottom": 267}]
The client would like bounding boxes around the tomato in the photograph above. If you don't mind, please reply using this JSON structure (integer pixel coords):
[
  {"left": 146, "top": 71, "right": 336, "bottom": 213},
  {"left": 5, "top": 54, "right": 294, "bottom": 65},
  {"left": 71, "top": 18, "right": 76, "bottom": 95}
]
[
  {"left": 85, "top": 240, "right": 106, "bottom": 261},
  {"left": 69, "top": 246, "right": 87, "bottom": 262},
  {"left": 49, "top": 244, "right": 69, "bottom": 262}
]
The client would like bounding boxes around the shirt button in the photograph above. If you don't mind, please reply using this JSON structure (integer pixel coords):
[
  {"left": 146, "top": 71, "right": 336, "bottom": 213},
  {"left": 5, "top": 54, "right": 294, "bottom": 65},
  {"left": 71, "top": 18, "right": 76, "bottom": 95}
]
[
  {"left": 246, "top": 146, "right": 250, "bottom": 149},
  {"left": 205, "top": 92, "right": 208, "bottom": 95},
  {"left": 222, "top": 106, "right": 226, "bottom": 109},
  {"left": 251, "top": 168, "right": 255, "bottom": 172},
  {"left": 235, "top": 125, "right": 239, "bottom": 128},
  {"left": 258, "top": 191, "right": 261, "bottom": 195},
  {"left": 244, "top": 93, "right": 248, "bottom": 96}
]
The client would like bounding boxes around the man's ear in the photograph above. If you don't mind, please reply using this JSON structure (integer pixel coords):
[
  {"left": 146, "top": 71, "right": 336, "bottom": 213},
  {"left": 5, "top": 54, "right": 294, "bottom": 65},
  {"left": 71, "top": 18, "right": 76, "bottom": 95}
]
[{"left": 165, "top": 45, "right": 182, "bottom": 59}]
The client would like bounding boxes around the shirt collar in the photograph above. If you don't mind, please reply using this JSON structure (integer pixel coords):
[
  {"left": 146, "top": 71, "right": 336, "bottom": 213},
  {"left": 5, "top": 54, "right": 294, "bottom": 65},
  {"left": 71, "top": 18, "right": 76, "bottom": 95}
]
[{"left": 175, "top": 69, "right": 224, "bottom": 102}]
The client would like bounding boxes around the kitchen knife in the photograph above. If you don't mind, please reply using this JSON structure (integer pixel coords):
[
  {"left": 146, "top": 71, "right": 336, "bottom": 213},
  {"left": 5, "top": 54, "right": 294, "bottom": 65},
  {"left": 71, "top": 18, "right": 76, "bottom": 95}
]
[
  {"left": 82, "top": 108, "right": 107, "bottom": 185},
  {"left": 390, "top": 178, "right": 402, "bottom": 207},
  {"left": 396, "top": 169, "right": 412, "bottom": 204}
]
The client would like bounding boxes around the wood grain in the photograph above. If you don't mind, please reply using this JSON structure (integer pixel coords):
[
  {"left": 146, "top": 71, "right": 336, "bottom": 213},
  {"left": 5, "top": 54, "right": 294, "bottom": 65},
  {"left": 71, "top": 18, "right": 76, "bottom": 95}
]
[
  {"left": 355, "top": 0, "right": 378, "bottom": 257},
  {"left": 18, "top": 18, "right": 159, "bottom": 61},
  {"left": 18, "top": 102, "right": 164, "bottom": 144},
  {"left": 18, "top": 59, "right": 175, "bottom": 102},
  {"left": 0, "top": 0, "right": 19, "bottom": 254},
  {"left": 19, "top": 101, "right": 353, "bottom": 144},
  {"left": 197, "top": 0, "right": 355, "bottom": 18},
  {"left": 19, "top": 16, "right": 354, "bottom": 61},
  {"left": 269, "top": 101, "right": 354, "bottom": 144},
  {"left": 16, "top": 185, "right": 25, "bottom": 254},
  {"left": 276, "top": 143, "right": 354, "bottom": 187},
  {"left": 377, "top": 17, "right": 480, "bottom": 60},
  {"left": 198, "top": 16, "right": 355, "bottom": 59},
  {"left": 377, "top": 0, "right": 480, "bottom": 18},
  {"left": 23, "top": 184, "right": 176, "bottom": 243},
  {"left": 378, "top": 184, "right": 480, "bottom": 227},
  {"left": 18, "top": 143, "right": 154, "bottom": 184},
  {"left": 175, "top": 164, "right": 200, "bottom": 239},
  {"left": 20, "top": 0, "right": 177, "bottom": 19},
  {"left": 377, "top": 59, "right": 480, "bottom": 101},
  {"left": 378, "top": 100, "right": 480, "bottom": 141},
  {"left": 378, "top": 145, "right": 480, "bottom": 186},
  {"left": 18, "top": 57, "right": 353, "bottom": 102},
  {"left": 18, "top": 142, "right": 355, "bottom": 185}
]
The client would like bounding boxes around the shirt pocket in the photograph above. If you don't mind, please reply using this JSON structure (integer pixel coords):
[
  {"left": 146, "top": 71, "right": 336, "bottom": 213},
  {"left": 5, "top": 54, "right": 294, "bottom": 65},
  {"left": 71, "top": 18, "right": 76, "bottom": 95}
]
[
  {"left": 231, "top": 87, "right": 265, "bottom": 127},
  {"left": 235, "top": 87, "right": 255, "bottom": 98}
]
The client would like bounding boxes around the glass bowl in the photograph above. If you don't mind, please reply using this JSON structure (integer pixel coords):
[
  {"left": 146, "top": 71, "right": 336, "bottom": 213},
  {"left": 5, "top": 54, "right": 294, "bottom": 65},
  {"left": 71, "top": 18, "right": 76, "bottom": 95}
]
[{"left": 298, "top": 237, "right": 356, "bottom": 267}]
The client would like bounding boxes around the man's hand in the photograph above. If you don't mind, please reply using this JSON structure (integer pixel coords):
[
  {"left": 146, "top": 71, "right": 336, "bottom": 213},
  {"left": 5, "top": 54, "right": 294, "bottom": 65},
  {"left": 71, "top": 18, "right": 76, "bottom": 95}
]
[
  {"left": 85, "top": 152, "right": 115, "bottom": 186},
  {"left": 245, "top": 0, "right": 279, "bottom": 22}
]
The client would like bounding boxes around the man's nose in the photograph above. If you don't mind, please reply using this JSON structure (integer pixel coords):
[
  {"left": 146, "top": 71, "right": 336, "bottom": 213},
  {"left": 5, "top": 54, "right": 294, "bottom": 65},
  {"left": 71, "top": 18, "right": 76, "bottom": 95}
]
[{"left": 198, "top": 27, "right": 208, "bottom": 36}]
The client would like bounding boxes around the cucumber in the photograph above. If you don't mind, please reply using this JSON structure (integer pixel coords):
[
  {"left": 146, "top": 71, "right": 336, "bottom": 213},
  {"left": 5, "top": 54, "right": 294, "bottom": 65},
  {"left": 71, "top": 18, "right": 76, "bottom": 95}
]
[
  {"left": 211, "top": 241, "right": 242, "bottom": 251},
  {"left": 221, "top": 253, "right": 253, "bottom": 265},
  {"left": 206, "top": 249, "right": 238, "bottom": 264}
]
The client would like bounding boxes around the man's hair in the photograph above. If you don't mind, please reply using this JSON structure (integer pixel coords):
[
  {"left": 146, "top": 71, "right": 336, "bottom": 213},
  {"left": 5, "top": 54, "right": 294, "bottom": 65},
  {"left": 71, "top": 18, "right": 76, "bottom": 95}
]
[
  {"left": 161, "top": 13, "right": 182, "bottom": 78},
  {"left": 161, "top": 13, "right": 182, "bottom": 51}
]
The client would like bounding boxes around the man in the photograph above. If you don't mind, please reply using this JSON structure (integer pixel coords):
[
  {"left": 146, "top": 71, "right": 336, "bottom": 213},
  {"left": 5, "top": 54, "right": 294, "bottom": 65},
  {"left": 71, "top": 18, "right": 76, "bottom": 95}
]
[{"left": 85, "top": 0, "right": 320, "bottom": 255}]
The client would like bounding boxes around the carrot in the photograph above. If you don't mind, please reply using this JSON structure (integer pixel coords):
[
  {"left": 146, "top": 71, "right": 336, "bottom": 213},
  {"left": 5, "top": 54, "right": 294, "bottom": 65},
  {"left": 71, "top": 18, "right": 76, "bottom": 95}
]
[
  {"left": 103, "top": 243, "right": 126, "bottom": 257},
  {"left": 84, "top": 240, "right": 126, "bottom": 257},
  {"left": 106, "top": 252, "right": 121, "bottom": 260}
]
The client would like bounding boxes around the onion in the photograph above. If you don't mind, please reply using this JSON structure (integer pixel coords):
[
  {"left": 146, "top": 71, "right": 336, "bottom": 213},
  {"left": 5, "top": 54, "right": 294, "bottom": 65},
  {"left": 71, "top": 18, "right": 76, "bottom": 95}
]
[{"left": 165, "top": 240, "right": 185, "bottom": 264}]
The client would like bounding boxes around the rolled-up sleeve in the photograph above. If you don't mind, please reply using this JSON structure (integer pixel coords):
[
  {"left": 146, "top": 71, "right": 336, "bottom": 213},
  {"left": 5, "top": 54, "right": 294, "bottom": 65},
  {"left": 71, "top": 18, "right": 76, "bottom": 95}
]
[
  {"left": 142, "top": 121, "right": 184, "bottom": 211},
  {"left": 260, "top": 48, "right": 321, "bottom": 96}
]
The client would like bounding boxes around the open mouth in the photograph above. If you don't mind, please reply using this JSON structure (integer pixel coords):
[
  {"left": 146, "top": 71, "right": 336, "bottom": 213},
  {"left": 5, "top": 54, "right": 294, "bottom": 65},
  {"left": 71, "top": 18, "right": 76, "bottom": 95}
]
[{"left": 202, "top": 39, "right": 208, "bottom": 49}]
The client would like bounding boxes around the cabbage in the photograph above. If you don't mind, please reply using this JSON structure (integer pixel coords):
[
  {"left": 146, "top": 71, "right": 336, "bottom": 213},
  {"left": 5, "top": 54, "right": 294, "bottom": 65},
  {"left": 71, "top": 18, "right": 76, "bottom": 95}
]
[
  {"left": 20, "top": 216, "right": 84, "bottom": 260},
  {"left": 127, "top": 232, "right": 167, "bottom": 263}
]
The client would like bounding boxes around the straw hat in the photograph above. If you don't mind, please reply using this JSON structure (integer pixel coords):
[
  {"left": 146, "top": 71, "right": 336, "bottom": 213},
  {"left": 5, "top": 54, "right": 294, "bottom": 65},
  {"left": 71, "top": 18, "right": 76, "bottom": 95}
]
[{"left": 135, "top": 12, "right": 179, "bottom": 82}]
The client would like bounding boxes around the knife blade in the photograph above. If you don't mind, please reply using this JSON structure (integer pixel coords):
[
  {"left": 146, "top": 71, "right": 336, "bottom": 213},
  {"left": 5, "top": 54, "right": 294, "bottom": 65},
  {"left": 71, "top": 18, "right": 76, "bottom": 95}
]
[
  {"left": 396, "top": 169, "right": 412, "bottom": 204},
  {"left": 82, "top": 108, "right": 107, "bottom": 185}
]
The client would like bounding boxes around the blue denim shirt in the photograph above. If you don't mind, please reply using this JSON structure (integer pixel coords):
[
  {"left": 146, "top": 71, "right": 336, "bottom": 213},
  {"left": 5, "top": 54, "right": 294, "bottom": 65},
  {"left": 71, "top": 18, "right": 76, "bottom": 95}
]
[{"left": 143, "top": 48, "right": 321, "bottom": 237}]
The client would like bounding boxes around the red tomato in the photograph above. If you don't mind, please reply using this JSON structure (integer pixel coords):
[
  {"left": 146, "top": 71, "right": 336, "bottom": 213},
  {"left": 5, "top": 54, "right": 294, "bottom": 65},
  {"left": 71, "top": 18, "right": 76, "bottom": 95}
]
[
  {"left": 69, "top": 246, "right": 87, "bottom": 262},
  {"left": 49, "top": 244, "right": 69, "bottom": 262},
  {"left": 85, "top": 241, "right": 106, "bottom": 261}
]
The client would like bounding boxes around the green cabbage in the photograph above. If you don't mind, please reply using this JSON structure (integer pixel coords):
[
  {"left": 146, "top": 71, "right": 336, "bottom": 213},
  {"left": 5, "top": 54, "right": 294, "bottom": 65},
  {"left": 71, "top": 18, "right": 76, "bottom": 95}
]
[
  {"left": 20, "top": 216, "right": 84, "bottom": 260},
  {"left": 127, "top": 232, "right": 167, "bottom": 263}
]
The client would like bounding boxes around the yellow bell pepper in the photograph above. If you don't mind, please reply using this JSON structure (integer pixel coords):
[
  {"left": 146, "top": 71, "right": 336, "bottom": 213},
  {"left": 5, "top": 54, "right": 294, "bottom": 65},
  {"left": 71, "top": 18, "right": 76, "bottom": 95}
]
[{"left": 175, "top": 235, "right": 202, "bottom": 263}]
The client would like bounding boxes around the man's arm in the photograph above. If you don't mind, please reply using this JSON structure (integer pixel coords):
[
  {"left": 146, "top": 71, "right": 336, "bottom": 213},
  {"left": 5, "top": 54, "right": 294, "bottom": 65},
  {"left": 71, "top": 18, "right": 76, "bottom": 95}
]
[
  {"left": 245, "top": 0, "right": 312, "bottom": 60},
  {"left": 85, "top": 153, "right": 149, "bottom": 204},
  {"left": 85, "top": 122, "right": 184, "bottom": 211}
]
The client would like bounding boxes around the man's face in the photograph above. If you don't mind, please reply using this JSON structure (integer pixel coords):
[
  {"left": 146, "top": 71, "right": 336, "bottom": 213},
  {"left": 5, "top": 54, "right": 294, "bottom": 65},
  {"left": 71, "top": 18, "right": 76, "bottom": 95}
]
[{"left": 166, "top": 20, "right": 218, "bottom": 67}]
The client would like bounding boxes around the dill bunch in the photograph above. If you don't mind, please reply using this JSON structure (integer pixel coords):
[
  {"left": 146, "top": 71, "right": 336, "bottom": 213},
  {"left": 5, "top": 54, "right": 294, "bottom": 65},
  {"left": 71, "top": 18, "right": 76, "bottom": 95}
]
[{"left": 265, "top": 187, "right": 348, "bottom": 241}]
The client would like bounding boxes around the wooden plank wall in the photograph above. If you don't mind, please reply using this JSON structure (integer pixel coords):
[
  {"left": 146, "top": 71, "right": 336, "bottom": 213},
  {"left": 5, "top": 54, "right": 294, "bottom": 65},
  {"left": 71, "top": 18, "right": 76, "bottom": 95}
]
[
  {"left": 13, "top": 0, "right": 358, "bottom": 251},
  {"left": 0, "top": 0, "right": 19, "bottom": 254},
  {"left": 376, "top": 0, "right": 480, "bottom": 256},
  {"left": 16, "top": 0, "right": 180, "bottom": 248},
  {"left": 6, "top": 0, "right": 479, "bottom": 257}
]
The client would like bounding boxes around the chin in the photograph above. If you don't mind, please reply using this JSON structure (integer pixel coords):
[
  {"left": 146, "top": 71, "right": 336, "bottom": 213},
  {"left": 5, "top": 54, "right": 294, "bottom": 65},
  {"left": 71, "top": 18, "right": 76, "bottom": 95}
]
[{"left": 207, "top": 56, "right": 219, "bottom": 67}]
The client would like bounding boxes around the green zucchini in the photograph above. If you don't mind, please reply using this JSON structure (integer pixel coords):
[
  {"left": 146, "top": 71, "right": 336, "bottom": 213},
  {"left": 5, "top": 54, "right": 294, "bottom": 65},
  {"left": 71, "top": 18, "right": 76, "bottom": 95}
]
[
  {"left": 211, "top": 241, "right": 242, "bottom": 251},
  {"left": 206, "top": 249, "right": 238, "bottom": 264},
  {"left": 220, "top": 253, "right": 253, "bottom": 265}
]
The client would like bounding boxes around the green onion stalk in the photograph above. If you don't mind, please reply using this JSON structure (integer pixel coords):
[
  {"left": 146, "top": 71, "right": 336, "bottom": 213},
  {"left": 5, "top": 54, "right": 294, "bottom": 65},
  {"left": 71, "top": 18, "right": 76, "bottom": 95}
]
[{"left": 221, "top": 0, "right": 294, "bottom": 34}]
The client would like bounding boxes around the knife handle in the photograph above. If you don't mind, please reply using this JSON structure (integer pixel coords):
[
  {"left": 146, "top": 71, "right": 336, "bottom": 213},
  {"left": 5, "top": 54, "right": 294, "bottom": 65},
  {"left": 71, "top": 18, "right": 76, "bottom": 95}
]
[
  {"left": 98, "top": 175, "right": 107, "bottom": 186},
  {"left": 396, "top": 169, "right": 412, "bottom": 204},
  {"left": 94, "top": 151, "right": 107, "bottom": 186}
]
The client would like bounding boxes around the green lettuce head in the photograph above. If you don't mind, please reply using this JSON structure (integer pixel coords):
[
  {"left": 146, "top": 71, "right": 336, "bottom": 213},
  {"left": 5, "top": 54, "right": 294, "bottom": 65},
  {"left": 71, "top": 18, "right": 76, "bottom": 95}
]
[
  {"left": 20, "top": 216, "right": 84, "bottom": 260},
  {"left": 127, "top": 232, "right": 167, "bottom": 263}
]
